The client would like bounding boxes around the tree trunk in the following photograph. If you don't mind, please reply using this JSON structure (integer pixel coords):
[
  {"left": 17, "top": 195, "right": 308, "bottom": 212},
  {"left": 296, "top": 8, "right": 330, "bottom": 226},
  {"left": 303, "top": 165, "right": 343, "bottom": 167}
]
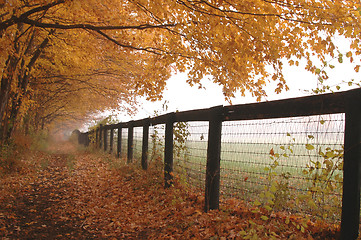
[
  {"left": 6, "top": 34, "right": 51, "bottom": 139},
  {"left": 0, "top": 24, "right": 23, "bottom": 142}
]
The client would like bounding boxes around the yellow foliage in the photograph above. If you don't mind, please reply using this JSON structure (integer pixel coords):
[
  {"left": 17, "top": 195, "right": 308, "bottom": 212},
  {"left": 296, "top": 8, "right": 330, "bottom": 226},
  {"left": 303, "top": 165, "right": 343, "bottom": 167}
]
[{"left": 0, "top": 0, "right": 361, "bottom": 135}]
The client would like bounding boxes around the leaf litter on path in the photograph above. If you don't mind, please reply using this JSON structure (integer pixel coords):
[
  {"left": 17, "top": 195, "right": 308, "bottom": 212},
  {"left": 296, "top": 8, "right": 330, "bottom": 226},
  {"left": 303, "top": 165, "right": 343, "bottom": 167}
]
[{"left": 0, "top": 142, "right": 340, "bottom": 239}]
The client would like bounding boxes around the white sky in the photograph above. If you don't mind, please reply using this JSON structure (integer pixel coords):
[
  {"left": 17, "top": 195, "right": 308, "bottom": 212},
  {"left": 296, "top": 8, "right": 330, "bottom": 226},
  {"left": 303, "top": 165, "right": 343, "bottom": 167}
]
[
  {"left": 87, "top": 35, "right": 359, "bottom": 125},
  {"left": 117, "top": 55, "right": 360, "bottom": 122}
]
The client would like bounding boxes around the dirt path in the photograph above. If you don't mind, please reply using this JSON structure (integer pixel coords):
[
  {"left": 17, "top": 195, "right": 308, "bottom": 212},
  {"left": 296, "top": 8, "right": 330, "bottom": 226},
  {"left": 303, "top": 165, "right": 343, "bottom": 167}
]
[
  {"left": 0, "top": 142, "right": 339, "bottom": 239},
  {"left": 1, "top": 147, "right": 97, "bottom": 239}
]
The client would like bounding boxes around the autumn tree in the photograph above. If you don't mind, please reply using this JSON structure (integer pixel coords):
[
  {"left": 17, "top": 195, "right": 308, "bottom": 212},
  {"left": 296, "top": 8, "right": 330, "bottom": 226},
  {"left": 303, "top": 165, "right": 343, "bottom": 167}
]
[{"left": 0, "top": 0, "right": 360, "bottom": 142}]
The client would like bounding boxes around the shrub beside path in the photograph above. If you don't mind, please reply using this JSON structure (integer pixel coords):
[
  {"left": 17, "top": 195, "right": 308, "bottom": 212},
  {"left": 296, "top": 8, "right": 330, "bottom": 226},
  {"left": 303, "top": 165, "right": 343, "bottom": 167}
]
[{"left": 0, "top": 141, "right": 339, "bottom": 239}]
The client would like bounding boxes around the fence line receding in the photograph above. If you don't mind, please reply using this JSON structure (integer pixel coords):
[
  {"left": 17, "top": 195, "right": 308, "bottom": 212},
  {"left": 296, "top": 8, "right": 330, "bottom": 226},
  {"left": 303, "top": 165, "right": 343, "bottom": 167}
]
[{"left": 77, "top": 88, "right": 361, "bottom": 240}]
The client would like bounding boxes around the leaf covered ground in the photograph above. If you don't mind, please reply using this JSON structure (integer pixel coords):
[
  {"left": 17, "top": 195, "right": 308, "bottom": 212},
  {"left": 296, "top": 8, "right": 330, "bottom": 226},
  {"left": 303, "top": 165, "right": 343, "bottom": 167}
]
[{"left": 0, "top": 141, "right": 341, "bottom": 239}]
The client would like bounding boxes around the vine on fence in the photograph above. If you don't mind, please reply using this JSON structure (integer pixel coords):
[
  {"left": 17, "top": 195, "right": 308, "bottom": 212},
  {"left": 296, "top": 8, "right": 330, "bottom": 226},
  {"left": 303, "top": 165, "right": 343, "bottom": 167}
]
[
  {"left": 247, "top": 126, "right": 344, "bottom": 238},
  {"left": 299, "top": 144, "right": 343, "bottom": 220},
  {"left": 150, "top": 124, "right": 164, "bottom": 168},
  {"left": 173, "top": 121, "right": 190, "bottom": 158},
  {"left": 250, "top": 134, "right": 309, "bottom": 237},
  {"left": 173, "top": 121, "right": 192, "bottom": 187}
]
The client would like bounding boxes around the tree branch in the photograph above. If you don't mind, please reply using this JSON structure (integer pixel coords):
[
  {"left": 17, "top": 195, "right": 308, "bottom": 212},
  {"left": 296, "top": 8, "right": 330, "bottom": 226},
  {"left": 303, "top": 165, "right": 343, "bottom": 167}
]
[
  {"left": 0, "top": 0, "right": 65, "bottom": 31},
  {"left": 20, "top": 18, "right": 178, "bottom": 31}
]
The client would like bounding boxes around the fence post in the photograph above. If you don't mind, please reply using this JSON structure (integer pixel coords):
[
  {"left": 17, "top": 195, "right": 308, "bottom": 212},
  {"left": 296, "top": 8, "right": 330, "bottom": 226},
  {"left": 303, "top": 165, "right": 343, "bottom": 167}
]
[
  {"left": 340, "top": 92, "right": 361, "bottom": 240},
  {"left": 99, "top": 124, "right": 103, "bottom": 149},
  {"left": 85, "top": 132, "right": 90, "bottom": 146},
  {"left": 128, "top": 122, "right": 134, "bottom": 163},
  {"left": 104, "top": 127, "right": 108, "bottom": 152},
  {"left": 88, "top": 132, "right": 91, "bottom": 146},
  {"left": 96, "top": 128, "right": 99, "bottom": 148},
  {"left": 142, "top": 119, "right": 150, "bottom": 170},
  {"left": 110, "top": 127, "right": 114, "bottom": 153},
  {"left": 164, "top": 113, "right": 175, "bottom": 188},
  {"left": 117, "top": 125, "right": 122, "bottom": 158},
  {"left": 204, "top": 106, "right": 224, "bottom": 212}
]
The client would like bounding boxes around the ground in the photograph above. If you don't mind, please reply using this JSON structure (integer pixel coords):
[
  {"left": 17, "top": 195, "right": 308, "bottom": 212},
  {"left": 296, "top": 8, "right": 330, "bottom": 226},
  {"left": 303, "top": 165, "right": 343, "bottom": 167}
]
[{"left": 0, "top": 141, "right": 340, "bottom": 239}]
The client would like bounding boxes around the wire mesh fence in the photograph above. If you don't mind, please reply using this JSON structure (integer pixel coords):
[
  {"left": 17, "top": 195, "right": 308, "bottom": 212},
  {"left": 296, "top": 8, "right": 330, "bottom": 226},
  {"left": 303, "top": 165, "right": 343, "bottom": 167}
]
[
  {"left": 111, "top": 129, "right": 117, "bottom": 156},
  {"left": 148, "top": 124, "right": 165, "bottom": 165},
  {"left": 219, "top": 114, "right": 344, "bottom": 221},
  {"left": 133, "top": 127, "right": 143, "bottom": 163},
  {"left": 121, "top": 128, "right": 128, "bottom": 159},
  {"left": 98, "top": 114, "right": 345, "bottom": 222},
  {"left": 86, "top": 89, "right": 361, "bottom": 239},
  {"left": 174, "top": 122, "right": 209, "bottom": 191},
  {"left": 145, "top": 114, "right": 345, "bottom": 222}
]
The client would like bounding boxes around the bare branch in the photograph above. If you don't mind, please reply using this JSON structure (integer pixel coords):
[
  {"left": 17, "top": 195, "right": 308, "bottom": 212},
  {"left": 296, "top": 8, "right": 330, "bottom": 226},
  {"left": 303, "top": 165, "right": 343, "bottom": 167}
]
[
  {"left": 0, "top": 0, "right": 65, "bottom": 31},
  {"left": 20, "top": 18, "right": 178, "bottom": 31}
]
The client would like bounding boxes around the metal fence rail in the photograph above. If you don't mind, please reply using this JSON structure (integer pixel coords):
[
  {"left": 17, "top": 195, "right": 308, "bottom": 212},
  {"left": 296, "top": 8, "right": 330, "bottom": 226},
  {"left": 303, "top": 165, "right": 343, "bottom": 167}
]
[{"left": 80, "top": 88, "right": 361, "bottom": 240}]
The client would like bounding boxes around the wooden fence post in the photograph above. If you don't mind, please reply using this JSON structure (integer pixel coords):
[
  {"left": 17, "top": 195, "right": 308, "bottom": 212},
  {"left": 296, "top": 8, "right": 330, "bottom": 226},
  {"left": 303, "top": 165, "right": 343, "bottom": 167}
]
[
  {"left": 110, "top": 127, "right": 114, "bottom": 153},
  {"left": 117, "top": 125, "right": 122, "bottom": 158},
  {"left": 104, "top": 127, "right": 108, "bottom": 152},
  {"left": 204, "top": 106, "right": 224, "bottom": 212},
  {"left": 96, "top": 128, "right": 99, "bottom": 148},
  {"left": 142, "top": 119, "right": 150, "bottom": 170},
  {"left": 99, "top": 125, "right": 103, "bottom": 149},
  {"left": 128, "top": 122, "right": 134, "bottom": 163},
  {"left": 85, "top": 132, "right": 90, "bottom": 146},
  {"left": 340, "top": 92, "right": 361, "bottom": 240},
  {"left": 164, "top": 113, "right": 175, "bottom": 188}
]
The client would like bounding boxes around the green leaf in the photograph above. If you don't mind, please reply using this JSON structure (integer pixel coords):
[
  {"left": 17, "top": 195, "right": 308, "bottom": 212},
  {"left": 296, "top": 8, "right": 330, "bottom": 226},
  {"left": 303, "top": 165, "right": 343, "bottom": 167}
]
[
  {"left": 249, "top": 220, "right": 256, "bottom": 225},
  {"left": 315, "top": 68, "right": 321, "bottom": 74},
  {"left": 315, "top": 161, "right": 321, "bottom": 169},
  {"left": 338, "top": 53, "right": 343, "bottom": 64},
  {"left": 261, "top": 215, "right": 269, "bottom": 221},
  {"left": 306, "top": 144, "right": 315, "bottom": 150},
  {"left": 254, "top": 200, "right": 261, "bottom": 206},
  {"left": 265, "top": 191, "right": 275, "bottom": 199},
  {"left": 265, "top": 205, "right": 273, "bottom": 211},
  {"left": 270, "top": 184, "right": 277, "bottom": 193},
  {"left": 326, "top": 151, "right": 336, "bottom": 158}
]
